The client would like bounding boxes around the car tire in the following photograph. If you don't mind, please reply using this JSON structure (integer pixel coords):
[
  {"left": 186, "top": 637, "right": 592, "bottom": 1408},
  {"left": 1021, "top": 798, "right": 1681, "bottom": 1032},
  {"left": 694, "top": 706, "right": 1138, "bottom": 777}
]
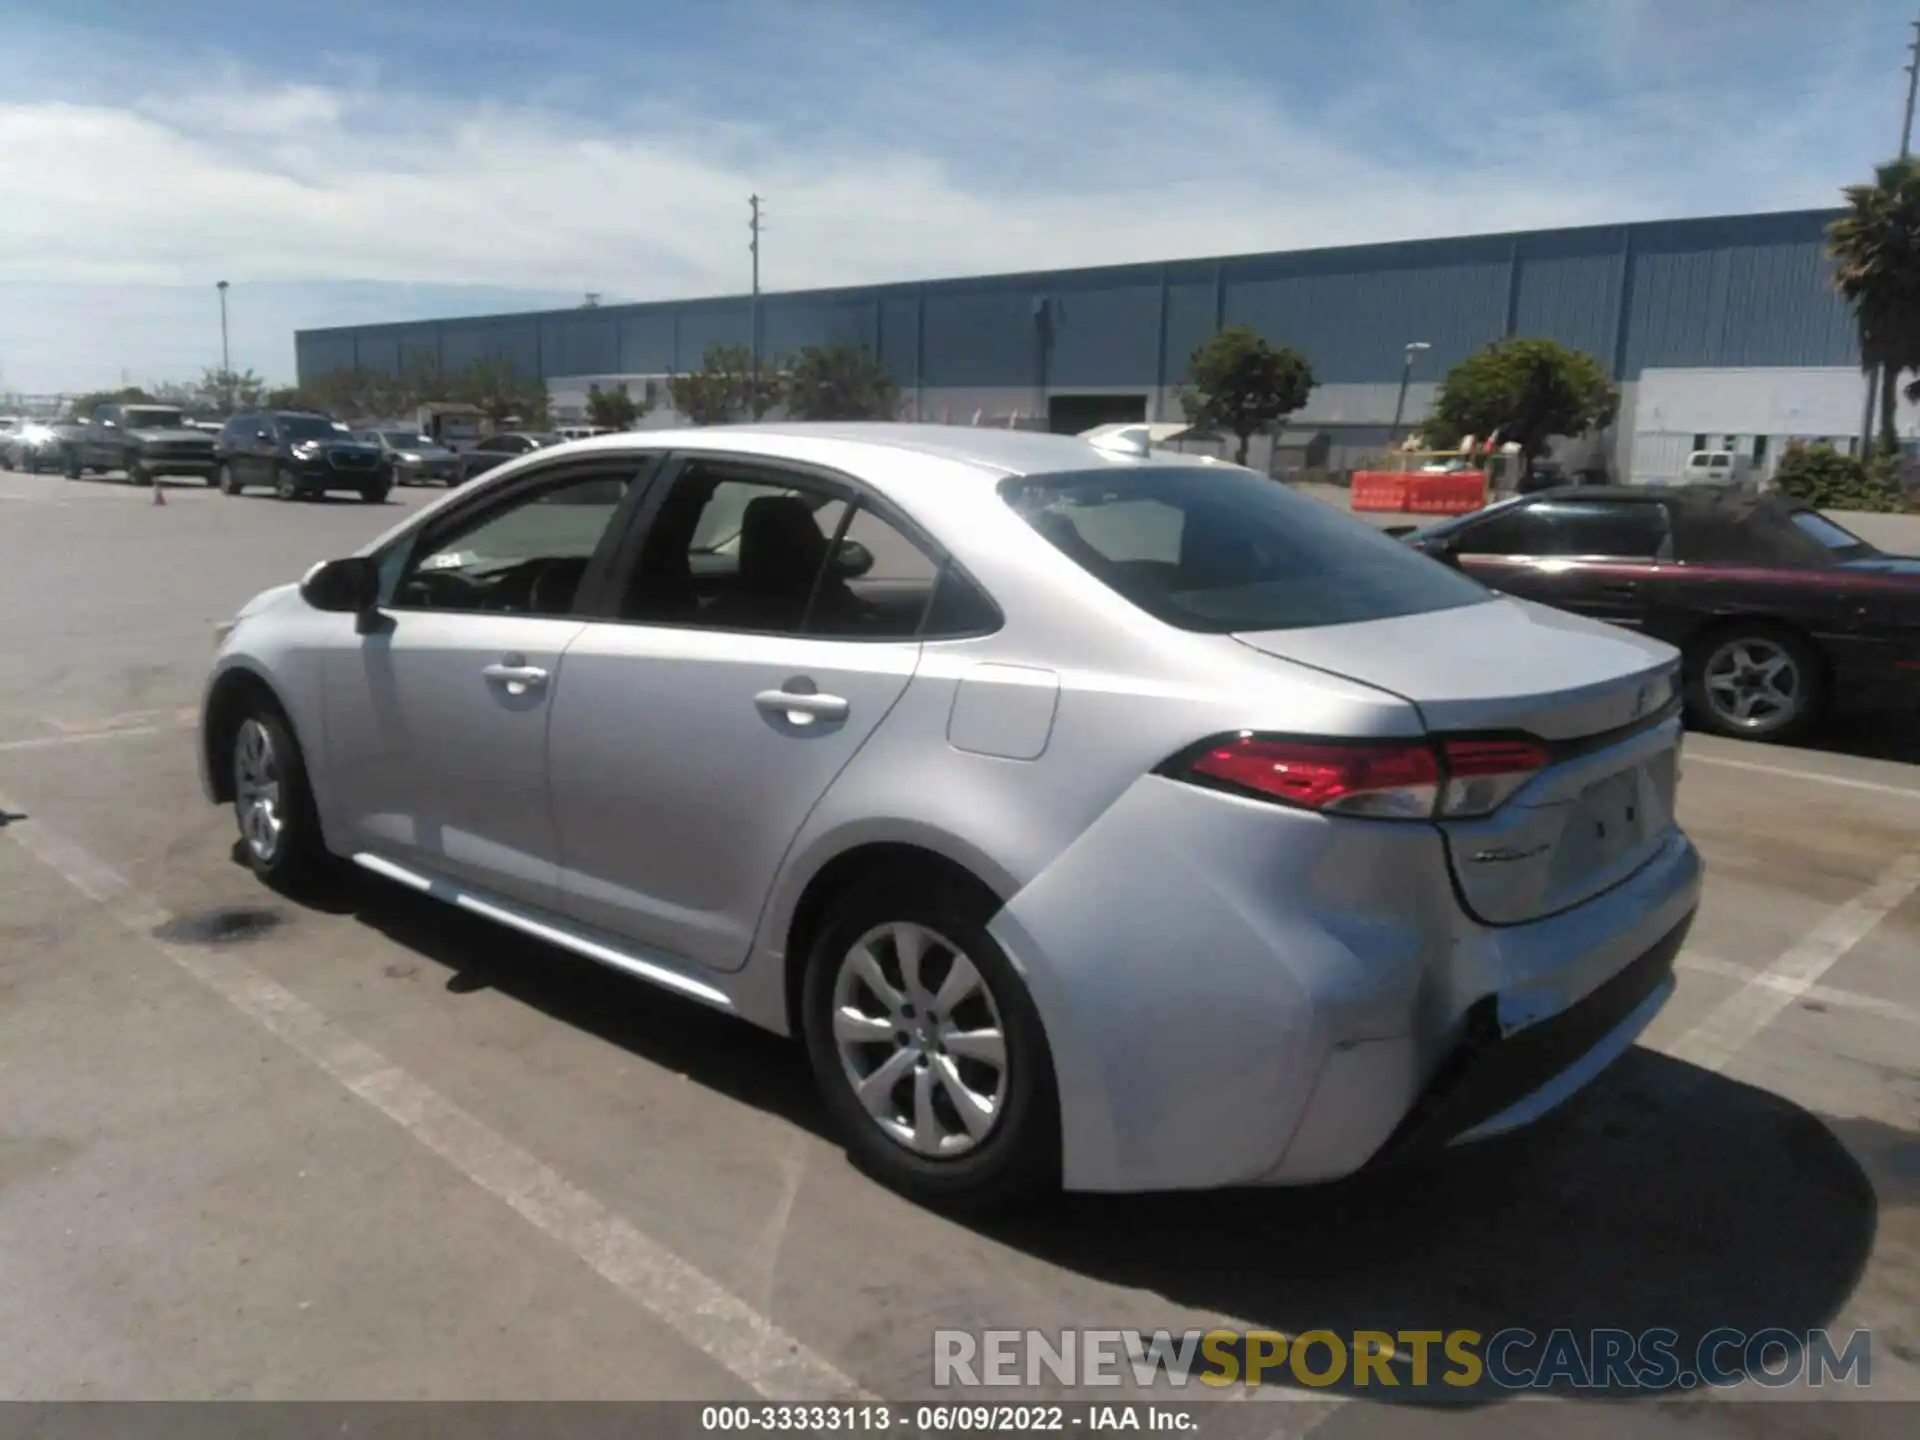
[
  {"left": 0, "top": 451, "right": 11, "bottom": 471},
  {"left": 126, "top": 458, "right": 149, "bottom": 487},
  {"left": 275, "top": 466, "right": 300, "bottom": 502},
  {"left": 1685, "top": 622, "right": 1824, "bottom": 744},
  {"left": 64, "top": 450, "right": 82, "bottom": 480},
  {"left": 219, "top": 463, "right": 243, "bottom": 495},
  {"left": 360, "top": 484, "right": 389, "bottom": 504},
  {"left": 801, "top": 869, "right": 1060, "bottom": 1212},
  {"left": 229, "top": 703, "right": 333, "bottom": 894}
]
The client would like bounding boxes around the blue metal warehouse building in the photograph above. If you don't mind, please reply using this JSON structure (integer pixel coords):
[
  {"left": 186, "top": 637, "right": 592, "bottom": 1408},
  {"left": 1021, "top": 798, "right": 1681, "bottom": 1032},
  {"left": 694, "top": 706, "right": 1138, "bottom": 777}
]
[{"left": 296, "top": 207, "right": 1874, "bottom": 482}]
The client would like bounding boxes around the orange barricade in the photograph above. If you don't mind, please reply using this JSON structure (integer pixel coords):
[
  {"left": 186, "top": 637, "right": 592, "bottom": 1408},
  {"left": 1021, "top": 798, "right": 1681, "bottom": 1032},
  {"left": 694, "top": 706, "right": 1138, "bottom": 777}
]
[
  {"left": 1350, "top": 470, "right": 1487, "bottom": 515},
  {"left": 1349, "top": 471, "right": 1410, "bottom": 511}
]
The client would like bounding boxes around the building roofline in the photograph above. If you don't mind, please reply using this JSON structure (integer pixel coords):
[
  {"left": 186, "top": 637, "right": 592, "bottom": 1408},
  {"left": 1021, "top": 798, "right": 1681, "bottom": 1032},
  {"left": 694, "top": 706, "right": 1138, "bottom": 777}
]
[{"left": 297, "top": 207, "right": 1844, "bottom": 341}]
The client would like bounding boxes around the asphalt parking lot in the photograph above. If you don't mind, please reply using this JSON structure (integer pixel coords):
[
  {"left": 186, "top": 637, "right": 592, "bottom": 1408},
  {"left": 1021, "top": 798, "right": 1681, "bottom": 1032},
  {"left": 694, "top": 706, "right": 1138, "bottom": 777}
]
[{"left": 1, "top": 469, "right": 1916, "bottom": 1433}]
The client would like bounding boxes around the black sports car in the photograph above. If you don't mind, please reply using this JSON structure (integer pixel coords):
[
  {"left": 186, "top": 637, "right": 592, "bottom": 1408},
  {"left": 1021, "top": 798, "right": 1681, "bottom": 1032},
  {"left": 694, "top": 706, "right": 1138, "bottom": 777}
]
[{"left": 1399, "top": 486, "right": 1920, "bottom": 743}]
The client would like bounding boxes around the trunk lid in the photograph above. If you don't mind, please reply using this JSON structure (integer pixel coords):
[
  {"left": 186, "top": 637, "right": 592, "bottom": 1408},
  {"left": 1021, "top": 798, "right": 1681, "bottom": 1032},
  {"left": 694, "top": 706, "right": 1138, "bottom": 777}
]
[{"left": 1233, "top": 597, "right": 1683, "bottom": 926}]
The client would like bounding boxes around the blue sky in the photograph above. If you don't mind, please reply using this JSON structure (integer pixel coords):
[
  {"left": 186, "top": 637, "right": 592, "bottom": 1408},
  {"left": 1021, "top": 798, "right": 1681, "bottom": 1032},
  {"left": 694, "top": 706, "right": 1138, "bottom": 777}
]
[{"left": 0, "top": 0, "right": 1910, "bottom": 391}]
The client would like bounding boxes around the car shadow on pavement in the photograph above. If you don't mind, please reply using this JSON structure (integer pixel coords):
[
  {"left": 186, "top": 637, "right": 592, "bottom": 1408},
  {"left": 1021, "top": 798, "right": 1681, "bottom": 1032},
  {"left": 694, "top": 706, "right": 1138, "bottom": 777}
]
[
  {"left": 309, "top": 867, "right": 1879, "bottom": 1410},
  {"left": 969, "top": 1048, "right": 1879, "bottom": 1407},
  {"left": 1796, "top": 714, "right": 1920, "bottom": 767},
  {"left": 330, "top": 872, "right": 829, "bottom": 1136}
]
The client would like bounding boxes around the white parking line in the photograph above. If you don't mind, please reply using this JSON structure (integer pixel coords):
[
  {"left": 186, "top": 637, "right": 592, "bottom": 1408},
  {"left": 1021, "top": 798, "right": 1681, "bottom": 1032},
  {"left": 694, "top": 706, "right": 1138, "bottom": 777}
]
[
  {"left": 1678, "top": 952, "right": 1920, "bottom": 1029},
  {"left": 1687, "top": 753, "right": 1920, "bottom": 801},
  {"left": 0, "top": 793, "right": 869, "bottom": 1403},
  {"left": 1665, "top": 851, "right": 1920, "bottom": 1073},
  {"left": 0, "top": 725, "right": 164, "bottom": 753}
]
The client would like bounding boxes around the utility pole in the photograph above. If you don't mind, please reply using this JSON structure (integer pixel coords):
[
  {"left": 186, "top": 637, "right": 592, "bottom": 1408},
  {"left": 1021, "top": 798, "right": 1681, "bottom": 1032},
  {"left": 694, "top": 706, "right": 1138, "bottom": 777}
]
[
  {"left": 216, "top": 280, "right": 231, "bottom": 413},
  {"left": 748, "top": 194, "right": 764, "bottom": 409},
  {"left": 1865, "top": 17, "right": 1920, "bottom": 452},
  {"left": 1903, "top": 17, "right": 1920, "bottom": 158}
]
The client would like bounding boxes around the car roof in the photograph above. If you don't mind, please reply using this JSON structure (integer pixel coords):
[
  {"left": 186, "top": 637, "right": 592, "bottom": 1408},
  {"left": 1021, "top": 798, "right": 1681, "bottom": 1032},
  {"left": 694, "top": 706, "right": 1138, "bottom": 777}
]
[{"left": 562, "top": 421, "right": 1232, "bottom": 480}]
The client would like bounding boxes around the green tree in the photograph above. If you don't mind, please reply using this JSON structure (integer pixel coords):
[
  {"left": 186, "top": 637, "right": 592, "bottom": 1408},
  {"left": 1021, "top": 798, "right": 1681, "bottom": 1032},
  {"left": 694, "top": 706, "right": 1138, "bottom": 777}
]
[
  {"left": 448, "top": 357, "right": 549, "bottom": 427},
  {"left": 1181, "top": 326, "right": 1315, "bottom": 465},
  {"left": 261, "top": 385, "right": 325, "bottom": 411},
  {"left": 1829, "top": 158, "right": 1920, "bottom": 452},
  {"left": 304, "top": 367, "right": 412, "bottom": 420},
  {"left": 666, "top": 344, "right": 779, "bottom": 426},
  {"left": 68, "top": 386, "right": 155, "bottom": 419},
  {"left": 1422, "top": 338, "right": 1618, "bottom": 472},
  {"left": 782, "top": 343, "right": 899, "bottom": 421},
  {"left": 1772, "top": 441, "right": 1907, "bottom": 512},
  {"left": 192, "top": 367, "right": 267, "bottom": 415},
  {"left": 585, "top": 381, "right": 642, "bottom": 429}
]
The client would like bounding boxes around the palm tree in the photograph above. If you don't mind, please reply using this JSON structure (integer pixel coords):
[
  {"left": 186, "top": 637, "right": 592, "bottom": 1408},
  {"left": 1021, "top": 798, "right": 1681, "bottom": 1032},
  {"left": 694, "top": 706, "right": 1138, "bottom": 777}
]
[{"left": 1828, "top": 158, "right": 1920, "bottom": 453}]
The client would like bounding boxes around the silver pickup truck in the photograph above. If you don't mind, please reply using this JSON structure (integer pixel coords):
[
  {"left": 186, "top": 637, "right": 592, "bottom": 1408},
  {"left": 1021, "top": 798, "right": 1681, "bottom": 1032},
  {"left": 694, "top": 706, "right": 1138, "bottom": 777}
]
[{"left": 68, "top": 403, "right": 219, "bottom": 485}]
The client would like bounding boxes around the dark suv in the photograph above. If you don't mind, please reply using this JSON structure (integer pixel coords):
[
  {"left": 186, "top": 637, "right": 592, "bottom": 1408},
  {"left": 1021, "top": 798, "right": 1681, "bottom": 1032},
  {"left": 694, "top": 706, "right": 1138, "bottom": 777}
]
[{"left": 216, "top": 411, "right": 391, "bottom": 502}]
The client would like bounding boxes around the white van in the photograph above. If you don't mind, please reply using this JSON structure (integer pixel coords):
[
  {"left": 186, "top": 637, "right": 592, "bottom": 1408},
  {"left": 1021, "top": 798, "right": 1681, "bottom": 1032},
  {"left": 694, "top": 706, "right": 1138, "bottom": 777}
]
[{"left": 1680, "top": 449, "right": 1752, "bottom": 486}]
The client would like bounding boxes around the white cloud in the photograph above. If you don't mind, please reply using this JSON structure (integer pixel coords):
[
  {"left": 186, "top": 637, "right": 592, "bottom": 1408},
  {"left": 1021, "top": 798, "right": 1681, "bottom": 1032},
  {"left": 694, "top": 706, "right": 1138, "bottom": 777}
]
[{"left": 0, "top": 2, "right": 1894, "bottom": 390}]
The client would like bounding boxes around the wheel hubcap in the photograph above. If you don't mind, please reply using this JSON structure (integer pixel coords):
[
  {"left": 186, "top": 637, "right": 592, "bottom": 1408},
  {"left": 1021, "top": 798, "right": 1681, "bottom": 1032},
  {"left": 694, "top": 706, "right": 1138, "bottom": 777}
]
[
  {"left": 831, "top": 921, "right": 1008, "bottom": 1158},
  {"left": 1704, "top": 638, "right": 1800, "bottom": 731},
  {"left": 233, "top": 719, "right": 285, "bottom": 862}
]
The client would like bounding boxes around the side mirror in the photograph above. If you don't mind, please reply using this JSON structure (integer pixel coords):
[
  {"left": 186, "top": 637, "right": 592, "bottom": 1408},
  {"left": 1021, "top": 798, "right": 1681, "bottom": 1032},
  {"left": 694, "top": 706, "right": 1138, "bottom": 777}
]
[
  {"left": 300, "top": 556, "right": 380, "bottom": 614},
  {"left": 101, "top": 419, "right": 118, "bottom": 430},
  {"left": 830, "top": 538, "right": 875, "bottom": 579}
]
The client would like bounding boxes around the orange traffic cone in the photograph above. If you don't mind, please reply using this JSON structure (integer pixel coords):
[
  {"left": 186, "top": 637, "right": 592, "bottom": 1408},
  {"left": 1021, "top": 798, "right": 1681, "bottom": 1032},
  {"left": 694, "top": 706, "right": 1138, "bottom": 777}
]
[{"left": 152, "top": 479, "right": 165, "bottom": 506}]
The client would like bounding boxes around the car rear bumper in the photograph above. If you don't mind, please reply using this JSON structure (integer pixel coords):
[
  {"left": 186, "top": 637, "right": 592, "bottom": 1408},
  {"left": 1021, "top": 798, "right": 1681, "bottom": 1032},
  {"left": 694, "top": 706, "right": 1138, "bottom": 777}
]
[
  {"left": 991, "top": 775, "right": 1701, "bottom": 1193},
  {"left": 1363, "top": 912, "right": 1687, "bottom": 1165}
]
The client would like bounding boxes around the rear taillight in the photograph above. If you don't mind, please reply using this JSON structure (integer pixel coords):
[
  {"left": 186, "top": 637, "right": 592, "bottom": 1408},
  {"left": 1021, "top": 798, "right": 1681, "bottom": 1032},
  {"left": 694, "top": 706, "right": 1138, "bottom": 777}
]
[
  {"left": 1437, "top": 737, "right": 1550, "bottom": 818},
  {"left": 1171, "top": 733, "right": 1548, "bottom": 820},
  {"left": 1185, "top": 737, "right": 1441, "bottom": 819}
]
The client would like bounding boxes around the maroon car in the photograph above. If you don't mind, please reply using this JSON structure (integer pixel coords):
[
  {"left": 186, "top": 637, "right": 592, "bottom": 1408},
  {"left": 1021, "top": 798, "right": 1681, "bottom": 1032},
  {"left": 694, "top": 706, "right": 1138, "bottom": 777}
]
[{"left": 1401, "top": 487, "right": 1920, "bottom": 743}]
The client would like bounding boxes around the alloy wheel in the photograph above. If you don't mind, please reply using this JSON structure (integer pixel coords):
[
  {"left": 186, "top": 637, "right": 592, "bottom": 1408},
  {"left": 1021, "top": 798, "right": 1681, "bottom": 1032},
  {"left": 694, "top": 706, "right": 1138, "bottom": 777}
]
[
  {"left": 830, "top": 921, "right": 1009, "bottom": 1159},
  {"left": 233, "top": 718, "right": 285, "bottom": 863},
  {"left": 1703, "top": 637, "right": 1801, "bottom": 732}
]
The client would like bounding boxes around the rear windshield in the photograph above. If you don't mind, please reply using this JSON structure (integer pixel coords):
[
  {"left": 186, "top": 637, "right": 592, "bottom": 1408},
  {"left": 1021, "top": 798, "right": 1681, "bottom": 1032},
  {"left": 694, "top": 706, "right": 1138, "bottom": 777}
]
[
  {"left": 1789, "top": 509, "right": 1873, "bottom": 556},
  {"left": 1002, "top": 467, "right": 1492, "bottom": 632}
]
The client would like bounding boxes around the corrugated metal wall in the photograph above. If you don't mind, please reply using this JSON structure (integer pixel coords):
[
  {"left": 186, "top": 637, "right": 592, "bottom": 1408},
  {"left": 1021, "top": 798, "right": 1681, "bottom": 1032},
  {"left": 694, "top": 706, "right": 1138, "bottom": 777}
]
[{"left": 294, "top": 209, "right": 1859, "bottom": 391}]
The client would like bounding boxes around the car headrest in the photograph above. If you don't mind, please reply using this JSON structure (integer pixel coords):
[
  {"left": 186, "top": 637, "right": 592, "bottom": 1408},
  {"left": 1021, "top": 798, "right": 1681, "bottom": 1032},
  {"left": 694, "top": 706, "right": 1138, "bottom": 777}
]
[{"left": 739, "top": 495, "right": 829, "bottom": 595}]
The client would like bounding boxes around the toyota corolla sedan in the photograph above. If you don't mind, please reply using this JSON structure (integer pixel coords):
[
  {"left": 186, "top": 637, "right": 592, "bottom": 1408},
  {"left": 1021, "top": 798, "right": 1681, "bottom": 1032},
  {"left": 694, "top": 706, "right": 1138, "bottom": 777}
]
[{"left": 199, "top": 424, "right": 1700, "bottom": 1209}]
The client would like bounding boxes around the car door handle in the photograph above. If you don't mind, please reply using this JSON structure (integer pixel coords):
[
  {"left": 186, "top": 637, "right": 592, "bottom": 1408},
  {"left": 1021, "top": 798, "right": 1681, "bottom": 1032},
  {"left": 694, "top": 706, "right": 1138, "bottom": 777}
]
[
  {"left": 1595, "top": 580, "right": 1640, "bottom": 597},
  {"left": 755, "top": 688, "right": 850, "bottom": 724},
  {"left": 482, "top": 661, "right": 549, "bottom": 694}
]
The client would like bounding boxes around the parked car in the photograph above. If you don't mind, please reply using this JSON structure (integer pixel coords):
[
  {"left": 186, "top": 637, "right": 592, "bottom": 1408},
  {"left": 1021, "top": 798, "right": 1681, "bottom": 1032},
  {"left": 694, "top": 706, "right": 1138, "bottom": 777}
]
[
  {"left": 455, "top": 430, "right": 561, "bottom": 483},
  {"left": 1401, "top": 486, "right": 1920, "bottom": 742},
  {"left": 215, "top": 411, "right": 390, "bottom": 502},
  {"left": 1680, "top": 450, "right": 1754, "bottom": 487},
  {"left": 356, "top": 428, "right": 460, "bottom": 485},
  {"left": 200, "top": 425, "right": 1698, "bottom": 1209},
  {"left": 67, "top": 403, "right": 219, "bottom": 485},
  {"left": 1, "top": 419, "right": 86, "bottom": 474}
]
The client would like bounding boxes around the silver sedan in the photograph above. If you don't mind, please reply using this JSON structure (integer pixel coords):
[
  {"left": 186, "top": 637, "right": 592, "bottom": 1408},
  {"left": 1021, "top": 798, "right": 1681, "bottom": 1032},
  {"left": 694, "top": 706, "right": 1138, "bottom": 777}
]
[{"left": 199, "top": 424, "right": 1700, "bottom": 1208}]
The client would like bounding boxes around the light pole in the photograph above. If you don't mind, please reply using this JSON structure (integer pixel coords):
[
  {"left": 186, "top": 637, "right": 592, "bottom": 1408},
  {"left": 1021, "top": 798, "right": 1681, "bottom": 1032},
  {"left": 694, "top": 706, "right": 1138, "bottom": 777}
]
[
  {"left": 1389, "top": 341, "right": 1431, "bottom": 444},
  {"left": 216, "top": 281, "right": 231, "bottom": 412}
]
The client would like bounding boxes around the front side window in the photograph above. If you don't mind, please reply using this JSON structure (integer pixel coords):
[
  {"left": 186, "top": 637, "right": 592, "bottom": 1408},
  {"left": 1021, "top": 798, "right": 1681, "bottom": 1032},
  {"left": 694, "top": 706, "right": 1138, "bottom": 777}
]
[
  {"left": 1005, "top": 466, "right": 1488, "bottom": 633},
  {"left": 1456, "top": 500, "right": 1671, "bottom": 559},
  {"left": 389, "top": 471, "right": 636, "bottom": 616},
  {"left": 620, "top": 460, "right": 955, "bottom": 638}
]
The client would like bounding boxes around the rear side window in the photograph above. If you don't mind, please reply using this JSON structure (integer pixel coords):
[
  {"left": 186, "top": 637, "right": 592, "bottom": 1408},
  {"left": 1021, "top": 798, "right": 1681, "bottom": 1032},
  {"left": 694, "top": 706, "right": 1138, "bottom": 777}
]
[{"left": 1003, "top": 467, "right": 1489, "bottom": 633}]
